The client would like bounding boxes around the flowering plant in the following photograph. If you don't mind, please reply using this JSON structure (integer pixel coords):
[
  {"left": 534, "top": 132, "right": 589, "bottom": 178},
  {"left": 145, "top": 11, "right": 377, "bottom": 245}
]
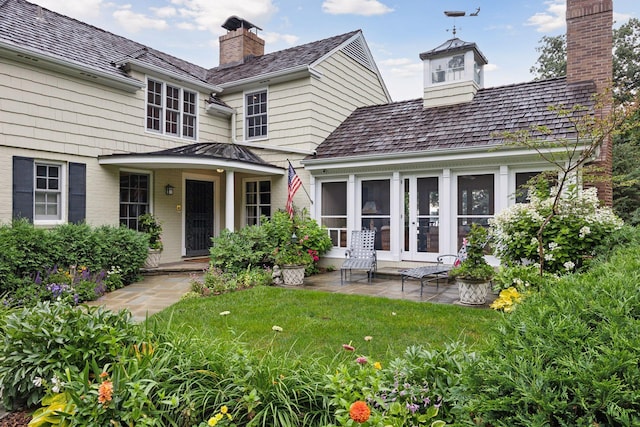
[
  {"left": 448, "top": 224, "right": 494, "bottom": 281},
  {"left": 490, "top": 186, "right": 623, "bottom": 274},
  {"left": 273, "top": 243, "right": 313, "bottom": 266},
  {"left": 139, "top": 213, "right": 163, "bottom": 250}
]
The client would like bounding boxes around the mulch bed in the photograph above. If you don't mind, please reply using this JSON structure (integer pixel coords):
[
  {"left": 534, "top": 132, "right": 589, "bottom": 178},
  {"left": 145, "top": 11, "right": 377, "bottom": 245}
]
[{"left": 0, "top": 410, "right": 31, "bottom": 427}]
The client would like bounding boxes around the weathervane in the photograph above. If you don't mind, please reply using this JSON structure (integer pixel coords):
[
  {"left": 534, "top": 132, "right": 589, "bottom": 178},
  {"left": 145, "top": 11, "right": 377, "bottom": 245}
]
[{"left": 444, "top": 7, "right": 480, "bottom": 36}]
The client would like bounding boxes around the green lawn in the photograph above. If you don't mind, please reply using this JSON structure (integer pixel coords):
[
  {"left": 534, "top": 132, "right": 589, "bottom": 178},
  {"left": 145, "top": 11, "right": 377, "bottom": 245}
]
[{"left": 151, "top": 286, "right": 498, "bottom": 361}]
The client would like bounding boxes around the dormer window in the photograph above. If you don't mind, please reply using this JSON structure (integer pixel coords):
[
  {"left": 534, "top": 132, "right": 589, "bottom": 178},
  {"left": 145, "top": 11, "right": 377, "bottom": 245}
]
[{"left": 245, "top": 89, "right": 268, "bottom": 139}]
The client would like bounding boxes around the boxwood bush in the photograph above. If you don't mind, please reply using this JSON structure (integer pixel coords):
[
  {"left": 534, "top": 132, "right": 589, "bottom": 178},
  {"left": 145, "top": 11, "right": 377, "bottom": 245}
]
[
  {"left": 464, "top": 243, "right": 640, "bottom": 426},
  {"left": 0, "top": 220, "right": 148, "bottom": 295}
]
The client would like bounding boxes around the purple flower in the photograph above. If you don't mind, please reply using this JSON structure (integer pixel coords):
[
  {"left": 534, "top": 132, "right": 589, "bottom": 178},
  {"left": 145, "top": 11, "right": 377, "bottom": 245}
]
[
  {"left": 406, "top": 403, "right": 419, "bottom": 414},
  {"left": 356, "top": 356, "right": 368, "bottom": 365}
]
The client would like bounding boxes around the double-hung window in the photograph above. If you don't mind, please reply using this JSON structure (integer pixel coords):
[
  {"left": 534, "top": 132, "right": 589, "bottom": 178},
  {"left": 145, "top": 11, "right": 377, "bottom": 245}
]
[
  {"left": 34, "top": 163, "right": 62, "bottom": 221},
  {"left": 245, "top": 179, "right": 271, "bottom": 226},
  {"left": 146, "top": 78, "right": 197, "bottom": 140},
  {"left": 245, "top": 90, "right": 267, "bottom": 139},
  {"left": 119, "top": 172, "right": 150, "bottom": 230}
]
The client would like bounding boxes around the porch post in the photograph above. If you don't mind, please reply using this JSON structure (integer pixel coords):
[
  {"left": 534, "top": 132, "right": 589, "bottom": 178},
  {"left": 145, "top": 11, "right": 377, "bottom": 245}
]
[{"left": 225, "top": 170, "right": 235, "bottom": 231}]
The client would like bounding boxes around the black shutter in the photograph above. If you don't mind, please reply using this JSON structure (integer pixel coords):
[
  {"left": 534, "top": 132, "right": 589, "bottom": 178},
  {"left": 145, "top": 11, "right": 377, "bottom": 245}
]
[
  {"left": 12, "top": 156, "right": 34, "bottom": 221},
  {"left": 68, "top": 162, "right": 86, "bottom": 224}
]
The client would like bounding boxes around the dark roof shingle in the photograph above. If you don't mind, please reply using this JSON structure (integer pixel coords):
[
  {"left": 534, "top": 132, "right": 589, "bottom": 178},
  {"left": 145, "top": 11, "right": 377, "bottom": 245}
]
[
  {"left": 312, "top": 77, "right": 596, "bottom": 159},
  {"left": 207, "top": 31, "right": 360, "bottom": 85}
]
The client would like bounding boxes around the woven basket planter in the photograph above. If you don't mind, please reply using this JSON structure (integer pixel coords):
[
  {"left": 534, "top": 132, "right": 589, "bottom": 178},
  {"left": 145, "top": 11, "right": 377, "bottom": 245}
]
[
  {"left": 281, "top": 265, "right": 305, "bottom": 286},
  {"left": 144, "top": 249, "right": 162, "bottom": 268},
  {"left": 457, "top": 278, "right": 489, "bottom": 305}
]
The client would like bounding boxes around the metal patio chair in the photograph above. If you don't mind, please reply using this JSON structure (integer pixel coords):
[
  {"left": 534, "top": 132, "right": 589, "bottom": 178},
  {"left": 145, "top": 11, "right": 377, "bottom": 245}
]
[{"left": 340, "top": 230, "right": 377, "bottom": 285}]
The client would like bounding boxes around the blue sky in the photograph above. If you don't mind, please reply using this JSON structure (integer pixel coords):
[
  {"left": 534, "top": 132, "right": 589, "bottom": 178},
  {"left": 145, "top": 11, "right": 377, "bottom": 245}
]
[{"left": 31, "top": 0, "right": 638, "bottom": 102}]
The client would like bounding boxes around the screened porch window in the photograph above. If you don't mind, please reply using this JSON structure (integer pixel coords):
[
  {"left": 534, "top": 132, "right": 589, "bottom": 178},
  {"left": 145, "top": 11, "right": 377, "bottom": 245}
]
[
  {"left": 361, "top": 179, "right": 390, "bottom": 251},
  {"left": 457, "top": 174, "right": 494, "bottom": 245},
  {"left": 321, "top": 182, "right": 347, "bottom": 248}
]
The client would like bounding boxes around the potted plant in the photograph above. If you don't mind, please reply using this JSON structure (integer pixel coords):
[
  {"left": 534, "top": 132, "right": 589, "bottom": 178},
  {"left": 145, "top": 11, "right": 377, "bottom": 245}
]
[
  {"left": 273, "top": 243, "right": 313, "bottom": 286},
  {"left": 139, "top": 213, "right": 163, "bottom": 268},
  {"left": 449, "top": 224, "right": 494, "bottom": 305}
]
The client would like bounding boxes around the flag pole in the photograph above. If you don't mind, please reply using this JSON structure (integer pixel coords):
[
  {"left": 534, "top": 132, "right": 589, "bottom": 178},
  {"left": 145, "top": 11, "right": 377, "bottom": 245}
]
[{"left": 287, "top": 159, "right": 313, "bottom": 204}]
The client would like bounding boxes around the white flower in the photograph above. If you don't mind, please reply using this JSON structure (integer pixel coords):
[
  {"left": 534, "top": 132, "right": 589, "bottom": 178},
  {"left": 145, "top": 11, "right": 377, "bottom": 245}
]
[
  {"left": 33, "top": 377, "right": 43, "bottom": 388},
  {"left": 50, "top": 376, "right": 64, "bottom": 393},
  {"left": 544, "top": 252, "right": 555, "bottom": 261},
  {"left": 564, "top": 261, "right": 576, "bottom": 271},
  {"left": 579, "top": 226, "right": 591, "bottom": 238},
  {"left": 219, "top": 311, "right": 231, "bottom": 316},
  {"left": 272, "top": 325, "right": 283, "bottom": 332},
  {"left": 391, "top": 312, "right": 397, "bottom": 316},
  {"left": 548, "top": 242, "right": 559, "bottom": 251},
  {"left": 364, "top": 336, "right": 373, "bottom": 342}
]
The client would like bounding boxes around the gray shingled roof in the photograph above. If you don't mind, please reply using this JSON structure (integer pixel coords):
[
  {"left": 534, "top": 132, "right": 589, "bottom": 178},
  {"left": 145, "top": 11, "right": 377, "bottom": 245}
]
[
  {"left": 0, "top": 0, "right": 209, "bottom": 84},
  {"left": 207, "top": 30, "right": 360, "bottom": 85},
  {"left": 312, "top": 77, "right": 596, "bottom": 160},
  {"left": 1, "top": 0, "right": 359, "bottom": 91}
]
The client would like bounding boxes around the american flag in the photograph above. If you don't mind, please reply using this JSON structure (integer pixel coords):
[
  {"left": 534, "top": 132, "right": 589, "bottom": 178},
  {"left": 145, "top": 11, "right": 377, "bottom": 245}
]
[{"left": 286, "top": 161, "right": 302, "bottom": 218}]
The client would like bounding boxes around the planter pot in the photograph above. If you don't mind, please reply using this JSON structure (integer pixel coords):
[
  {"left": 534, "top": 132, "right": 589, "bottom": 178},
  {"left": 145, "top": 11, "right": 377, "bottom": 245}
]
[
  {"left": 281, "top": 265, "right": 305, "bottom": 286},
  {"left": 144, "top": 249, "right": 162, "bottom": 268},
  {"left": 457, "top": 278, "right": 490, "bottom": 305}
]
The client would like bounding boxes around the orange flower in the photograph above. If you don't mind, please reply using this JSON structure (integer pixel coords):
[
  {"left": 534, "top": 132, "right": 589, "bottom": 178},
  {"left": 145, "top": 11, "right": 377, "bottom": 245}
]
[
  {"left": 349, "top": 400, "right": 370, "bottom": 423},
  {"left": 98, "top": 380, "right": 113, "bottom": 405}
]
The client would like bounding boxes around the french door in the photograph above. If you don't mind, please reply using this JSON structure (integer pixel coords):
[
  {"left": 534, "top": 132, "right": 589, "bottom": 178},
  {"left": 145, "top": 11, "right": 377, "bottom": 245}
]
[{"left": 403, "top": 176, "right": 440, "bottom": 261}]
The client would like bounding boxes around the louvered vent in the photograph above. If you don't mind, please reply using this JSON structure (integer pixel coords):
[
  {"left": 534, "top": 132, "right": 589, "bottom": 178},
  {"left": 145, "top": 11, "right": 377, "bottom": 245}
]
[{"left": 341, "top": 37, "right": 374, "bottom": 72}]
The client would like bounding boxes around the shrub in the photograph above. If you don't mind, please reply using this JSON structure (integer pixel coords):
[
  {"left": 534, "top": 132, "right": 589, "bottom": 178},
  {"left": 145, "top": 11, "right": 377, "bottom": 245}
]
[
  {"left": 0, "top": 221, "right": 147, "bottom": 297},
  {"left": 0, "top": 301, "right": 141, "bottom": 409},
  {"left": 491, "top": 186, "right": 624, "bottom": 274},
  {"left": 464, "top": 243, "right": 640, "bottom": 426},
  {"left": 210, "top": 226, "right": 269, "bottom": 273}
]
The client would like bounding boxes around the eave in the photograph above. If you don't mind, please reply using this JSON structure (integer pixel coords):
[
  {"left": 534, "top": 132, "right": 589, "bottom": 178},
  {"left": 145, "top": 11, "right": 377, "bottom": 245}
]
[
  {"left": 0, "top": 39, "right": 144, "bottom": 93},
  {"left": 218, "top": 65, "right": 322, "bottom": 93},
  {"left": 98, "top": 154, "right": 284, "bottom": 176},
  {"left": 114, "top": 58, "right": 223, "bottom": 94}
]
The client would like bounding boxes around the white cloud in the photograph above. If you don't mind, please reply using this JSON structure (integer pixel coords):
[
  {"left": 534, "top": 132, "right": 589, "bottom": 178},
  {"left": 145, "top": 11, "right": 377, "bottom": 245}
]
[
  {"left": 169, "top": 0, "right": 278, "bottom": 34},
  {"left": 322, "top": 0, "right": 393, "bottom": 16},
  {"left": 483, "top": 63, "right": 499, "bottom": 72},
  {"left": 151, "top": 6, "right": 177, "bottom": 18},
  {"left": 113, "top": 6, "right": 169, "bottom": 32},
  {"left": 525, "top": 0, "right": 565, "bottom": 33},
  {"left": 262, "top": 32, "right": 299, "bottom": 46},
  {"left": 29, "top": 0, "right": 104, "bottom": 20}
]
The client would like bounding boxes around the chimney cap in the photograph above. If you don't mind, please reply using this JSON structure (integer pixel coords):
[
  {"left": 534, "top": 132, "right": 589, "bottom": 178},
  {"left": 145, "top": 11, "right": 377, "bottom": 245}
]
[{"left": 222, "top": 16, "right": 262, "bottom": 32}]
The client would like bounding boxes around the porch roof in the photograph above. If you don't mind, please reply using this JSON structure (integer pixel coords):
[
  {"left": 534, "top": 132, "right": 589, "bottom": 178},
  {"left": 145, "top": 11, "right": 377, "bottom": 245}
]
[
  {"left": 98, "top": 142, "right": 285, "bottom": 175},
  {"left": 307, "top": 77, "right": 596, "bottom": 163}
]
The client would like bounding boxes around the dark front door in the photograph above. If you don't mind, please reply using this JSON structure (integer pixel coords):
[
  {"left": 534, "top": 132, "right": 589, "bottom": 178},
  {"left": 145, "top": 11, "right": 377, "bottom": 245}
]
[{"left": 185, "top": 180, "right": 214, "bottom": 257}]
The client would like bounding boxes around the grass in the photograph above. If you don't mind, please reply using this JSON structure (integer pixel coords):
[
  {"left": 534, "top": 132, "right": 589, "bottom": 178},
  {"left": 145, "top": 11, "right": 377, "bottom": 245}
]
[{"left": 150, "top": 286, "right": 498, "bottom": 361}]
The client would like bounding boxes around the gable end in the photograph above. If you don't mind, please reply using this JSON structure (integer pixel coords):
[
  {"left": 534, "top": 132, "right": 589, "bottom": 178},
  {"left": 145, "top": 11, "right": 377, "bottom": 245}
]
[{"left": 341, "top": 37, "right": 375, "bottom": 72}]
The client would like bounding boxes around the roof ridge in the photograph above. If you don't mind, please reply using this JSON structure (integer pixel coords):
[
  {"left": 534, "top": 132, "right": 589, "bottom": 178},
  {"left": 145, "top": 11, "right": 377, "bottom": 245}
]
[{"left": 208, "top": 29, "right": 361, "bottom": 73}]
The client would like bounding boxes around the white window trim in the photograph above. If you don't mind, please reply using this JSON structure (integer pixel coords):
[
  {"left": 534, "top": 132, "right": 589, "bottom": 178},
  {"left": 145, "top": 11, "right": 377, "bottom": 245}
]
[
  {"left": 509, "top": 166, "right": 557, "bottom": 205},
  {"left": 119, "top": 168, "right": 154, "bottom": 228},
  {"left": 243, "top": 87, "right": 269, "bottom": 141},
  {"left": 318, "top": 180, "right": 349, "bottom": 249},
  {"left": 145, "top": 77, "right": 199, "bottom": 141},
  {"left": 242, "top": 177, "right": 272, "bottom": 226},
  {"left": 34, "top": 160, "right": 66, "bottom": 226}
]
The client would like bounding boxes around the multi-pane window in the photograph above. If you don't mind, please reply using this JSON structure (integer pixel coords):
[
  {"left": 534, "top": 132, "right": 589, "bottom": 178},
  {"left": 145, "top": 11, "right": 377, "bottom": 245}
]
[
  {"left": 119, "top": 172, "right": 149, "bottom": 230},
  {"left": 34, "top": 163, "right": 61, "bottom": 221},
  {"left": 246, "top": 90, "right": 267, "bottom": 139},
  {"left": 245, "top": 180, "right": 271, "bottom": 226},
  {"left": 321, "top": 182, "right": 347, "bottom": 248},
  {"left": 146, "top": 78, "right": 197, "bottom": 139},
  {"left": 183, "top": 91, "right": 196, "bottom": 138}
]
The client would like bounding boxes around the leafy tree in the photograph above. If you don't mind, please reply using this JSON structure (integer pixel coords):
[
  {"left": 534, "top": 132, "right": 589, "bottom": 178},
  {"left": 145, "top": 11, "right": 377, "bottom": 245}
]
[
  {"left": 529, "top": 34, "right": 566, "bottom": 79},
  {"left": 530, "top": 19, "right": 640, "bottom": 223},
  {"left": 530, "top": 18, "right": 640, "bottom": 102}
]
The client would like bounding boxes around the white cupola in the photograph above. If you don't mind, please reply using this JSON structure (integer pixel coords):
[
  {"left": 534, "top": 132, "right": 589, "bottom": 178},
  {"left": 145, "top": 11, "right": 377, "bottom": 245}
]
[{"left": 419, "top": 38, "right": 488, "bottom": 108}]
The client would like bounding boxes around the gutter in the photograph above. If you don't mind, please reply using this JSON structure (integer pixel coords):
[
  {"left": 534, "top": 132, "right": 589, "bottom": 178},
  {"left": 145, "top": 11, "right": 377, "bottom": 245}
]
[
  {"left": 115, "top": 58, "right": 223, "bottom": 94},
  {"left": 0, "top": 40, "right": 144, "bottom": 92}
]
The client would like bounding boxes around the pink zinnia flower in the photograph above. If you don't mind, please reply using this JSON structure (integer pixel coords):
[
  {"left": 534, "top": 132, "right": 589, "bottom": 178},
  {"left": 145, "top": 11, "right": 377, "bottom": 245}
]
[
  {"left": 356, "top": 356, "right": 368, "bottom": 365},
  {"left": 342, "top": 344, "right": 355, "bottom": 351}
]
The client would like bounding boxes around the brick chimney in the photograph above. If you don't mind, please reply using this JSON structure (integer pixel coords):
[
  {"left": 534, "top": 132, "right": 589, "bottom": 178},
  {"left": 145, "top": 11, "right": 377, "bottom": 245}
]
[
  {"left": 219, "top": 16, "right": 264, "bottom": 67},
  {"left": 566, "top": 0, "right": 613, "bottom": 205}
]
